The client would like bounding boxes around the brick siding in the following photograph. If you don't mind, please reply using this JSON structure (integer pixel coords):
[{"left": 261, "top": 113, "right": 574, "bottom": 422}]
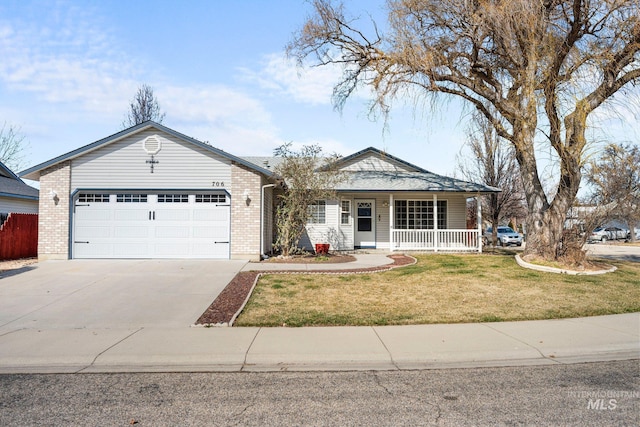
[
  {"left": 230, "top": 163, "right": 262, "bottom": 260},
  {"left": 37, "top": 161, "right": 71, "bottom": 260}
]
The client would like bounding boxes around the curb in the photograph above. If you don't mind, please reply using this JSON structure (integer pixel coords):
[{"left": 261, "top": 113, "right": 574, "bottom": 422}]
[{"left": 515, "top": 254, "right": 617, "bottom": 275}]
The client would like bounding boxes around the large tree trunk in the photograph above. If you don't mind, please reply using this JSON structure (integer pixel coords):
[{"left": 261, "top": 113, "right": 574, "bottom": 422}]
[{"left": 517, "top": 110, "right": 585, "bottom": 261}]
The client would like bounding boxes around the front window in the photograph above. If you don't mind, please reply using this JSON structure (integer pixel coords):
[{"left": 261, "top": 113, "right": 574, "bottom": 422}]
[
  {"left": 340, "top": 200, "right": 351, "bottom": 225},
  {"left": 394, "top": 200, "right": 447, "bottom": 229},
  {"left": 307, "top": 200, "right": 326, "bottom": 224}
]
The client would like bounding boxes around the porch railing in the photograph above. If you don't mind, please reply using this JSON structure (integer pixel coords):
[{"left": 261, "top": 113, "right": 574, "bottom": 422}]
[{"left": 391, "top": 229, "right": 480, "bottom": 252}]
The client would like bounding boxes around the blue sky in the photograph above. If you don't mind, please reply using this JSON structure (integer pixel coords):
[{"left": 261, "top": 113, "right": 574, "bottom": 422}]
[{"left": 1, "top": 0, "right": 638, "bottom": 188}]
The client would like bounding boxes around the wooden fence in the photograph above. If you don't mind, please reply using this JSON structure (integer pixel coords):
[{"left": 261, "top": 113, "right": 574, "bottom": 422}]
[{"left": 0, "top": 213, "right": 38, "bottom": 260}]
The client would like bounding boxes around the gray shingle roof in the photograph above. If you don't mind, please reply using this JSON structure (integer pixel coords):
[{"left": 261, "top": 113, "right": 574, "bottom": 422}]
[
  {"left": 242, "top": 149, "right": 500, "bottom": 194},
  {"left": 0, "top": 161, "right": 39, "bottom": 199},
  {"left": 335, "top": 171, "right": 500, "bottom": 193}
]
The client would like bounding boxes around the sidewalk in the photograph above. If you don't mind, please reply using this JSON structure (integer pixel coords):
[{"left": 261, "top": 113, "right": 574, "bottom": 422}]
[
  {"left": 0, "top": 254, "right": 638, "bottom": 374},
  {"left": 0, "top": 313, "right": 637, "bottom": 374}
]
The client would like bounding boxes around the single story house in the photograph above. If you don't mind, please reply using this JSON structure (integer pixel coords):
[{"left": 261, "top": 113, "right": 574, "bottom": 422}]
[
  {"left": 0, "top": 161, "right": 39, "bottom": 220},
  {"left": 20, "top": 122, "right": 499, "bottom": 261}
]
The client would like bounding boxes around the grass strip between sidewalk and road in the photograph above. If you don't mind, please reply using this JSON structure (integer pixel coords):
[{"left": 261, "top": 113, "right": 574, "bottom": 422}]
[{"left": 233, "top": 253, "right": 640, "bottom": 327}]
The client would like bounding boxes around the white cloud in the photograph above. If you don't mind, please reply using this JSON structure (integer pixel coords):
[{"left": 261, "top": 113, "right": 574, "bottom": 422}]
[
  {"left": 0, "top": 3, "right": 292, "bottom": 160},
  {"left": 240, "top": 53, "right": 344, "bottom": 105}
]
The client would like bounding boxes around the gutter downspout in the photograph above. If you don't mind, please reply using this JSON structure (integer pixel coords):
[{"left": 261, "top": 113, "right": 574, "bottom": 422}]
[{"left": 261, "top": 183, "right": 276, "bottom": 259}]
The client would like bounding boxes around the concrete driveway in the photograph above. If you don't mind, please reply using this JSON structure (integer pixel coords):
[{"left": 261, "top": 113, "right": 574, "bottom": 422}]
[{"left": 0, "top": 259, "right": 247, "bottom": 330}]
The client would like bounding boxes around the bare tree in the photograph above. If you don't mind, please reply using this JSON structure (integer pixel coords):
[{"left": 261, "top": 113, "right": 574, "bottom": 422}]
[
  {"left": 122, "top": 84, "right": 166, "bottom": 128},
  {"left": 458, "top": 111, "right": 526, "bottom": 246},
  {"left": 288, "top": 0, "right": 640, "bottom": 262},
  {"left": 585, "top": 143, "right": 640, "bottom": 241},
  {"left": 0, "top": 122, "right": 28, "bottom": 171},
  {"left": 273, "top": 143, "right": 345, "bottom": 257}
]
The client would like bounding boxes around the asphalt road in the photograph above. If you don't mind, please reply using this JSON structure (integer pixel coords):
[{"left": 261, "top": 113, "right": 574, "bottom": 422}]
[{"left": 1, "top": 360, "right": 638, "bottom": 426}]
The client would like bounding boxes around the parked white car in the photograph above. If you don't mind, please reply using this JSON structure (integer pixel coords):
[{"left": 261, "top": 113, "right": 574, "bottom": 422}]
[
  {"left": 483, "top": 226, "right": 523, "bottom": 247},
  {"left": 588, "top": 226, "right": 629, "bottom": 242}
]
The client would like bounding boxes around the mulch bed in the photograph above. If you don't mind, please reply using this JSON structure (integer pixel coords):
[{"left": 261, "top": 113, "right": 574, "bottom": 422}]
[{"left": 194, "top": 254, "right": 416, "bottom": 326}]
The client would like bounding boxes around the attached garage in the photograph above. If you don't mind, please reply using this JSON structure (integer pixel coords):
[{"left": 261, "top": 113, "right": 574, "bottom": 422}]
[
  {"left": 73, "top": 191, "right": 230, "bottom": 259},
  {"left": 19, "top": 122, "right": 276, "bottom": 261}
]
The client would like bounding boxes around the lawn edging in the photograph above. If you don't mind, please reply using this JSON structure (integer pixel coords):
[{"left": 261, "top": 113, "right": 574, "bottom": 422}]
[
  {"left": 514, "top": 254, "right": 617, "bottom": 275},
  {"left": 194, "top": 254, "right": 417, "bottom": 327}
]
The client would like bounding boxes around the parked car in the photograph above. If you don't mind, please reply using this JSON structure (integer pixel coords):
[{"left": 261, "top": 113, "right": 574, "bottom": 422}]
[
  {"left": 588, "top": 226, "right": 629, "bottom": 242},
  {"left": 483, "top": 226, "right": 523, "bottom": 247}
]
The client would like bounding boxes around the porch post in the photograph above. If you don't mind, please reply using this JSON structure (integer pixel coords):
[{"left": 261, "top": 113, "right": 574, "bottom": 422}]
[
  {"left": 476, "top": 195, "right": 482, "bottom": 253},
  {"left": 433, "top": 193, "right": 438, "bottom": 252},
  {"left": 389, "top": 194, "right": 394, "bottom": 251}
]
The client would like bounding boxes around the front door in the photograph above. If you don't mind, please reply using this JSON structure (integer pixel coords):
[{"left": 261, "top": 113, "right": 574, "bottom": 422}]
[{"left": 354, "top": 199, "right": 375, "bottom": 248}]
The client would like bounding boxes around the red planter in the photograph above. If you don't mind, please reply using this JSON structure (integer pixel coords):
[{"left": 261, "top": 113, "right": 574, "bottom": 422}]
[{"left": 315, "top": 243, "right": 330, "bottom": 255}]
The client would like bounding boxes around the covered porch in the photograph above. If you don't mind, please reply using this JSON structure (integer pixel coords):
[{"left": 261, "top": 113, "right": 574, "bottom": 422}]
[{"left": 386, "top": 194, "right": 483, "bottom": 253}]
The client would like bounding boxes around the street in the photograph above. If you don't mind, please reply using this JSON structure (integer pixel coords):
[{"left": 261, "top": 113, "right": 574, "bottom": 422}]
[{"left": 1, "top": 360, "right": 637, "bottom": 426}]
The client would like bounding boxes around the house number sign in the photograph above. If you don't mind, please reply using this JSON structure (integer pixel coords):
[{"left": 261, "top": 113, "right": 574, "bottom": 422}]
[{"left": 212, "top": 181, "right": 225, "bottom": 187}]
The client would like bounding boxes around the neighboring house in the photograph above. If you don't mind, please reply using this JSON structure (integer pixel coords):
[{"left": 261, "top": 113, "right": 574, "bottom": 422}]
[
  {"left": 0, "top": 161, "right": 39, "bottom": 219},
  {"left": 20, "top": 122, "right": 499, "bottom": 261}
]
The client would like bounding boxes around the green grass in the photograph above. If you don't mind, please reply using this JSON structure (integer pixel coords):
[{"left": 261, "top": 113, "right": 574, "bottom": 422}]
[{"left": 234, "top": 253, "right": 640, "bottom": 327}]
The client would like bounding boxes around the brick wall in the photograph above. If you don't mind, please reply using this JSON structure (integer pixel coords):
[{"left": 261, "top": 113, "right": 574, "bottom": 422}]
[
  {"left": 230, "top": 163, "right": 262, "bottom": 260},
  {"left": 37, "top": 161, "right": 71, "bottom": 260}
]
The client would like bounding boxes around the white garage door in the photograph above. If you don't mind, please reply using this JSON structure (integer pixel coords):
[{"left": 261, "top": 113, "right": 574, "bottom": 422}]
[{"left": 73, "top": 192, "right": 230, "bottom": 259}]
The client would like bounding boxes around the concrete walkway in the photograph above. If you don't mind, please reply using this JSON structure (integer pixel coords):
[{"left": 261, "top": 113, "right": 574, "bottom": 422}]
[
  {"left": 0, "top": 314, "right": 637, "bottom": 373},
  {"left": 241, "top": 254, "right": 395, "bottom": 271},
  {"left": 0, "top": 253, "right": 638, "bottom": 374}
]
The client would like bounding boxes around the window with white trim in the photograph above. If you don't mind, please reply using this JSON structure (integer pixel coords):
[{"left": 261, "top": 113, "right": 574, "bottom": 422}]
[
  {"left": 394, "top": 200, "right": 447, "bottom": 229},
  {"left": 195, "top": 194, "right": 226, "bottom": 203},
  {"left": 78, "top": 193, "right": 110, "bottom": 203},
  {"left": 157, "top": 194, "right": 189, "bottom": 203},
  {"left": 340, "top": 200, "right": 351, "bottom": 225},
  {"left": 307, "top": 200, "right": 326, "bottom": 224},
  {"left": 116, "top": 194, "right": 148, "bottom": 203}
]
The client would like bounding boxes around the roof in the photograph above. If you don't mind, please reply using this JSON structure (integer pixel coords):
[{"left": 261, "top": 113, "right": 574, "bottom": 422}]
[
  {"left": 321, "top": 147, "right": 429, "bottom": 173},
  {"left": 0, "top": 161, "right": 39, "bottom": 200},
  {"left": 243, "top": 147, "right": 500, "bottom": 194},
  {"left": 20, "top": 121, "right": 276, "bottom": 181},
  {"left": 336, "top": 170, "right": 500, "bottom": 193}
]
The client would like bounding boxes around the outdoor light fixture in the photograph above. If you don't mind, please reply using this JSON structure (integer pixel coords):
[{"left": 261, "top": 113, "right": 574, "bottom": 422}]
[
  {"left": 243, "top": 190, "right": 250, "bottom": 202},
  {"left": 50, "top": 190, "right": 57, "bottom": 200}
]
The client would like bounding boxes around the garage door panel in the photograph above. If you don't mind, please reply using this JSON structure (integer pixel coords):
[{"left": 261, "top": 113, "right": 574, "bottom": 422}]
[
  {"left": 194, "top": 208, "right": 229, "bottom": 221},
  {"left": 73, "top": 193, "right": 230, "bottom": 259},
  {"left": 76, "top": 226, "right": 111, "bottom": 239},
  {"left": 155, "top": 226, "right": 191, "bottom": 238},
  {"left": 113, "top": 243, "right": 150, "bottom": 257},
  {"left": 154, "top": 243, "right": 190, "bottom": 257},
  {"left": 74, "top": 243, "right": 112, "bottom": 258},
  {"left": 192, "top": 226, "right": 227, "bottom": 239},
  {"left": 155, "top": 209, "right": 190, "bottom": 221},
  {"left": 114, "top": 226, "right": 149, "bottom": 238},
  {"left": 114, "top": 208, "right": 149, "bottom": 221},
  {"left": 78, "top": 208, "right": 111, "bottom": 221}
]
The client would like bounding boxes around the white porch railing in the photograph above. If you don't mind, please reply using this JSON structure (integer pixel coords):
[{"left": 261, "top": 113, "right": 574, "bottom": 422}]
[{"left": 391, "top": 229, "right": 480, "bottom": 252}]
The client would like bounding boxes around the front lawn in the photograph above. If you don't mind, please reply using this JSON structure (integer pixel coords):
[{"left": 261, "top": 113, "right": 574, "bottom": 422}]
[{"left": 234, "top": 253, "right": 640, "bottom": 327}]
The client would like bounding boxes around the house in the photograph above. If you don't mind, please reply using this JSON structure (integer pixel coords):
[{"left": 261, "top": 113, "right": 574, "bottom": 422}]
[
  {"left": 248, "top": 147, "right": 499, "bottom": 253},
  {"left": 20, "top": 122, "right": 498, "bottom": 261},
  {"left": 0, "top": 161, "right": 39, "bottom": 220}
]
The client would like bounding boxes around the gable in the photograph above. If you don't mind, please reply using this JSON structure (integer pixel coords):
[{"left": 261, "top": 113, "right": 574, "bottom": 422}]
[
  {"left": 20, "top": 121, "right": 274, "bottom": 181},
  {"left": 337, "top": 152, "right": 417, "bottom": 172},
  {"left": 70, "top": 128, "right": 232, "bottom": 189}
]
